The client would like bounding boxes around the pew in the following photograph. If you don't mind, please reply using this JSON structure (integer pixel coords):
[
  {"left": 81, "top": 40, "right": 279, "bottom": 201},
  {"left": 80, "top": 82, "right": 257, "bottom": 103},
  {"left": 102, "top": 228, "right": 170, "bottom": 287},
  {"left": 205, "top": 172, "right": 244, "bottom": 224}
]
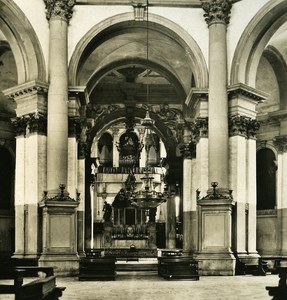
[
  {"left": 158, "top": 257, "right": 199, "bottom": 280},
  {"left": 79, "top": 257, "right": 116, "bottom": 281},
  {"left": 0, "top": 266, "right": 65, "bottom": 300}
]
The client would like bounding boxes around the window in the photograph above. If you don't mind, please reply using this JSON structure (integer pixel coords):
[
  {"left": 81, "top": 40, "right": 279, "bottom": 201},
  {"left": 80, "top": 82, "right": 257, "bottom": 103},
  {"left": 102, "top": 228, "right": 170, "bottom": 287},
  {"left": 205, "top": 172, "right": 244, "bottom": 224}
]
[
  {"left": 0, "top": 146, "right": 13, "bottom": 210},
  {"left": 256, "top": 148, "right": 276, "bottom": 210}
]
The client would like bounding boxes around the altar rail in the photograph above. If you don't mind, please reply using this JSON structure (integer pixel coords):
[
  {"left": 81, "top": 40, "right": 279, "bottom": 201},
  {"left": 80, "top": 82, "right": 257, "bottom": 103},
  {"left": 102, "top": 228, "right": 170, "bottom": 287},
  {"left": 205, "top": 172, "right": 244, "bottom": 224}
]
[{"left": 97, "top": 166, "right": 164, "bottom": 174}]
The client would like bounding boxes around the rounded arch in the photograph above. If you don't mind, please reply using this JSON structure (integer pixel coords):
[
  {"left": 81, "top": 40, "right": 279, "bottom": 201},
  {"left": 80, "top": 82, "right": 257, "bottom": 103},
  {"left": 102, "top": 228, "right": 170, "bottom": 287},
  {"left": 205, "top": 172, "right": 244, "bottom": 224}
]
[
  {"left": 87, "top": 107, "right": 177, "bottom": 158},
  {"left": 262, "top": 46, "right": 287, "bottom": 110},
  {"left": 0, "top": 0, "right": 46, "bottom": 83},
  {"left": 69, "top": 12, "right": 208, "bottom": 89},
  {"left": 230, "top": 0, "right": 287, "bottom": 87},
  {"left": 86, "top": 58, "right": 186, "bottom": 101}
]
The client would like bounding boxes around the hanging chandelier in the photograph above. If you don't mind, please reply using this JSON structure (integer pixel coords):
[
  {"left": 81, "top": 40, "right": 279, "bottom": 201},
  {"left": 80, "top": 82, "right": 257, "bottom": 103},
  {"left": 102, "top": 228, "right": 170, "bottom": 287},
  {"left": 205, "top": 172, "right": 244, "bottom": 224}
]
[
  {"left": 113, "top": 1, "right": 171, "bottom": 210},
  {"left": 128, "top": 0, "right": 171, "bottom": 209}
]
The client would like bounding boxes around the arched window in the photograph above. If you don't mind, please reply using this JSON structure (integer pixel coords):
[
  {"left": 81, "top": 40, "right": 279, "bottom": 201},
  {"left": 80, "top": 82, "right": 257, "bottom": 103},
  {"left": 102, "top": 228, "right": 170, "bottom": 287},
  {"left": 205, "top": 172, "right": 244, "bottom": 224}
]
[
  {"left": 0, "top": 146, "right": 13, "bottom": 210},
  {"left": 98, "top": 132, "right": 113, "bottom": 167},
  {"left": 256, "top": 148, "right": 276, "bottom": 210}
]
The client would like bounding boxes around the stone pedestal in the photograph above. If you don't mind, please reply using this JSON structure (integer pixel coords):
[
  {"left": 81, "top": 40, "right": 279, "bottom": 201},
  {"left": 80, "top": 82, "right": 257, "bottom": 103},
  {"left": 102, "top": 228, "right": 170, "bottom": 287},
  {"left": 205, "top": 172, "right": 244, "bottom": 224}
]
[
  {"left": 39, "top": 196, "right": 80, "bottom": 276},
  {"left": 197, "top": 196, "right": 235, "bottom": 275}
]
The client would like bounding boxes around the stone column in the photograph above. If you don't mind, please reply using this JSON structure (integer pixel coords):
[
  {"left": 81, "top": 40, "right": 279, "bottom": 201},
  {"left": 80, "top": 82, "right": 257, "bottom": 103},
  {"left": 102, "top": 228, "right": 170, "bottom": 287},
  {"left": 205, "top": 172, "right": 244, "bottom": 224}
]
[
  {"left": 274, "top": 136, "right": 287, "bottom": 257},
  {"left": 197, "top": 1, "right": 235, "bottom": 275},
  {"left": 5, "top": 81, "right": 48, "bottom": 261},
  {"left": 180, "top": 141, "right": 197, "bottom": 255},
  {"left": 112, "top": 127, "right": 120, "bottom": 167},
  {"left": 44, "top": 0, "right": 75, "bottom": 196},
  {"left": 202, "top": 0, "right": 230, "bottom": 193}
]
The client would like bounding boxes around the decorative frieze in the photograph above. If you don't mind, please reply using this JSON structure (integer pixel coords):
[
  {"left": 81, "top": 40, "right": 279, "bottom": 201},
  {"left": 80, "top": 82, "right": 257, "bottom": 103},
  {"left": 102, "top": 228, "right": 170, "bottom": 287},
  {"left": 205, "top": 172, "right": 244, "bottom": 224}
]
[
  {"left": 86, "top": 104, "right": 120, "bottom": 121},
  {"left": 273, "top": 136, "right": 287, "bottom": 153},
  {"left": 201, "top": 0, "right": 232, "bottom": 26},
  {"left": 44, "top": 0, "right": 76, "bottom": 22},
  {"left": 229, "top": 115, "right": 260, "bottom": 139},
  {"left": 11, "top": 112, "right": 47, "bottom": 136}
]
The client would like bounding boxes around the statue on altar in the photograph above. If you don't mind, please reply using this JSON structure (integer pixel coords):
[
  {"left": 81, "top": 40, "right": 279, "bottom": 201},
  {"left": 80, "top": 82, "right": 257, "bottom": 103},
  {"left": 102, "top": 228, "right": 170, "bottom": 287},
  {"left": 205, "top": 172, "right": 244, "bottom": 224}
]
[{"left": 103, "top": 201, "right": 112, "bottom": 223}]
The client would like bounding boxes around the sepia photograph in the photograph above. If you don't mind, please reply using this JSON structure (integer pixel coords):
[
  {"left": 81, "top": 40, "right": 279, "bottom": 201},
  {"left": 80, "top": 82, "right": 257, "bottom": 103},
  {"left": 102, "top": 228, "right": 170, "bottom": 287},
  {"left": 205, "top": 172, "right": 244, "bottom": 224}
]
[{"left": 0, "top": 0, "right": 286, "bottom": 299}]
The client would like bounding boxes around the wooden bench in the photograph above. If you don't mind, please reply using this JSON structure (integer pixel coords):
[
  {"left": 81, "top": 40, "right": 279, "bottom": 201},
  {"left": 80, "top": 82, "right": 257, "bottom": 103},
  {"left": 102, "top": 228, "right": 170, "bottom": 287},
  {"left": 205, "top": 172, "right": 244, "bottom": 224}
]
[
  {"left": 79, "top": 257, "right": 116, "bottom": 281},
  {"left": 0, "top": 266, "right": 65, "bottom": 300},
  {"left": 158, "top": 257, "right": 199, "bottom": 280}
]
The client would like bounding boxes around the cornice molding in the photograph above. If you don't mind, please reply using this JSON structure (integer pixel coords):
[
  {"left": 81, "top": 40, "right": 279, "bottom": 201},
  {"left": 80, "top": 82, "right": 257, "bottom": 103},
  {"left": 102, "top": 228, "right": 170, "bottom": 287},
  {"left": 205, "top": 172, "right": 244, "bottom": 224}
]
[
  {"left": 3, "top": 81, "right": 49, "bottom": 101},
  {"left": 228, "top": 83, "right": 268, "bottom": 103},
  {"left": 76, "top": 0, "right": 241, "bottom": 7}
]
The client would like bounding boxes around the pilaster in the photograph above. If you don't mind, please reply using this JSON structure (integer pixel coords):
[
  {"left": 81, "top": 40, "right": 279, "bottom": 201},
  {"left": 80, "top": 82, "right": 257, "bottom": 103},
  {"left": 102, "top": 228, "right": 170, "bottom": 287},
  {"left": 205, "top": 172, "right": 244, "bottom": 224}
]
[
  {"left": 180, "top": 141, "right": 197, "bottom": 255},
  {"left": 5, "top": 82, "right": 48, "bottom": 261},
  {"left": 228, "top": 84, "right": 265, "bottom": 263},
  {"left": 273, "top": 136, "right": 287, "bottom": 257}
]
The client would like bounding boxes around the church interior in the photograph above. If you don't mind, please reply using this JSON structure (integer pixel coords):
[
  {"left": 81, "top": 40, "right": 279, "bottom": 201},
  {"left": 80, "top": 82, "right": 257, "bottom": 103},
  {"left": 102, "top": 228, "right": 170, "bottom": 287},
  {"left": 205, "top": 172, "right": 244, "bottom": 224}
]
[{"left": 1, "top": 1, "right": 287, "bottom": 295}]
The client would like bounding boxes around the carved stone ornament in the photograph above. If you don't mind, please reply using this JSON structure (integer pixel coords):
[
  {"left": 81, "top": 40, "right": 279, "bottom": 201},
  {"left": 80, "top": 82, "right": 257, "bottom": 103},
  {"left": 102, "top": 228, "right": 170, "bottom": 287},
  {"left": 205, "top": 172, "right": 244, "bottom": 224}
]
[
  {"left": 179, "top": 142, "right": 196, "bottom": 159},
  {"left": 11, "top": 112, "right": 47, "bottom": 136},
  {"left": 28, "top": 112, "right": 47, "bottom": 135},
  {"left": 201, "top": 182, "right": 233, "bottom": 200},
  {"left": 68, "top": 116, "right": 82, "bottom": 139},
  {"left": 86, "top": 104, "right": 120, "bottom": 121},
  {"left": 78, "top": 141, "right": 88, "bottom": 159},
  {"left": 201, "top": 0, "right": 232, "bottom": 26},
  {"left": 44, "top": 0, "right": 76, "bottom": 21},
  {"left": 273, "top": 136, "right": 287, "bottom": 153},
  {"left": 11, "top": 116, "right": 27, "bottom": 136},
  {"left": 190, "top": 117, "right": 208, "bottom": 141},
  {"left": 229, "top": 115, "right": 260, "bottom": 139},
  {"left": 43, "top": 184, "right": 80, "bottom": 202}
]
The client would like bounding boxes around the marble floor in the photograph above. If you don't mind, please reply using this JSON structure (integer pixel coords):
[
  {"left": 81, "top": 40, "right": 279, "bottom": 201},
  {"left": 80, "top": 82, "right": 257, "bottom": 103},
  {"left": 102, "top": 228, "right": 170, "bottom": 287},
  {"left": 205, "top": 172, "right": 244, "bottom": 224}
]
[{"left": 54, "top": 272, "right": 279, "bottom": 300}]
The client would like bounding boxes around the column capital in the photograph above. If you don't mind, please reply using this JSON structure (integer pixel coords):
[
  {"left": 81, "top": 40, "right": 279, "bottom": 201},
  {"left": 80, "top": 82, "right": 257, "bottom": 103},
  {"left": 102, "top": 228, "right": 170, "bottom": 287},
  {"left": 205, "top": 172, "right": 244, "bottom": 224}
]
[
  {"left": 190, "top": 117, "right": 209, "bottom": 142},
  {"left": 273, "top": 136, "right": 287, "bottom": 153},
  {"left": 229, "top": 115, "right": 260, "bottom": 139},
  {"left": 201, "top": 0, "right": 232, "bottom": 26},
  {"left": 180, "top": 142, "right": 196, "bottom": 159},
  {"left": 44, "top": 0, "right": 76, "bottom": 22},
  {"left": 11, "top": 112, "right": 47, "bottom": 137}
]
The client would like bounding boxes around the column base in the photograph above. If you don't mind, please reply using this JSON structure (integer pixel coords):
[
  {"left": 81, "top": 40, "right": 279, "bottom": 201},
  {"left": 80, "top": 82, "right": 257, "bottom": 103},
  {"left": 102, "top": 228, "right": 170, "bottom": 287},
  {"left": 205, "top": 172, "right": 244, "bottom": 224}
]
[
  {"left": 196, "top": 252, "right": 235, "bottom": 275},
  {"left": 39, "top": 254, "right": 79, "bottom": 276},
  {"left": 239, "top": 252, "right": 260, "bottom": 265}
]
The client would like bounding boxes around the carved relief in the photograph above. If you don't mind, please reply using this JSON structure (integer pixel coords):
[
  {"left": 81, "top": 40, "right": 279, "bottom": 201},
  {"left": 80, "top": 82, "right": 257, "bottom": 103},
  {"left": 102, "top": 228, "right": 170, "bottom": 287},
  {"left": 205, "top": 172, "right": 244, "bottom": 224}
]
[
  {"left": 44, "top": 0, "right": 76, "bottom": 21},
  {"left": 28, "top": 112, "right": 47, "bottom": 135},
  {"left": 179, "top": 142, "right": 196, "bottom": 159},
  {"left": 155, "top": 104, "right": 185, "bottom": 143},
  {"left": 86, "top": 104, "right": 120, "bottom": 121},
  {"left": 11, "top": 112, "right": 47, "bottom": 136},
  {"left": 201, "top": 0, "right": 232, "bottom": 26},
  {"left": 273, "top": 136, "right": 287, "bottom": 153},
  {"left": 229, "top": 115, "right": 260, "bottom": 139},
  {"left": 190, "top": 117, "right": 208, "bottom": 141}
]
